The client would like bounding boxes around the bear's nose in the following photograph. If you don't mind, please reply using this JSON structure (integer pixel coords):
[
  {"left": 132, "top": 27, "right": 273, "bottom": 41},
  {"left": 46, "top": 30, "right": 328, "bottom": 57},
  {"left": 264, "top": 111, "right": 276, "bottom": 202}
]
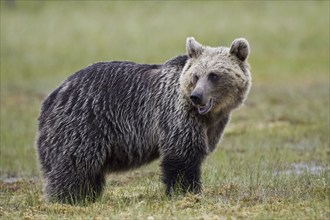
[{"left": 190, "top": 92, "right": 203, "bottom": 105}]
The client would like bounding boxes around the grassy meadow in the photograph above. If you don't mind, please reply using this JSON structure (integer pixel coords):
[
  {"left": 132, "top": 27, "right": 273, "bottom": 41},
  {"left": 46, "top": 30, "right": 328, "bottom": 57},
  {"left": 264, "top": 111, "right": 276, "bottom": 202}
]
[{"left": 1, "top": 1, "right": 329, "bottom": 219}]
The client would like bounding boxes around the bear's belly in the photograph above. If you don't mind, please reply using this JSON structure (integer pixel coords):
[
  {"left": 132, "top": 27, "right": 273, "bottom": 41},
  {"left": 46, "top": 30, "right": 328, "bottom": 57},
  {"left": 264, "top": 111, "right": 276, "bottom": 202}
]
[{"left": 106, "top": 144, "right": 160, "bottom": 172}]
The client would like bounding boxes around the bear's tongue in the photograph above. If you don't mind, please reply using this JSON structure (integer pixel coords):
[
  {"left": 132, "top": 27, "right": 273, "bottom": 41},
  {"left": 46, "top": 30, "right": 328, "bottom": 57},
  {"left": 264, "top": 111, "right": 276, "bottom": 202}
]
[{"left": 197, "top": 99, "right": 213, "bottom": 115}]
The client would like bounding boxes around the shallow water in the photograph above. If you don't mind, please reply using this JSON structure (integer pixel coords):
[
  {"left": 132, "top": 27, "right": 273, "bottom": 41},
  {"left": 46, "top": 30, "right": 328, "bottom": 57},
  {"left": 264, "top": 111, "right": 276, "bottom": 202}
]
[
  {"left": 0, "top": 176, "right": 39, "bottom": 184},
  {"left": 276, "top": 162, "right": 329, "bottom": 176}
]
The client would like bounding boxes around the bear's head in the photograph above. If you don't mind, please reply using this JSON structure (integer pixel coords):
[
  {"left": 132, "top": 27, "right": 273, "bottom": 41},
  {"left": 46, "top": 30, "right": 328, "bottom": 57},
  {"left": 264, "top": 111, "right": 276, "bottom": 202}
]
[{"left": 180, "top": 37, "right": 252, "bottom": 115}]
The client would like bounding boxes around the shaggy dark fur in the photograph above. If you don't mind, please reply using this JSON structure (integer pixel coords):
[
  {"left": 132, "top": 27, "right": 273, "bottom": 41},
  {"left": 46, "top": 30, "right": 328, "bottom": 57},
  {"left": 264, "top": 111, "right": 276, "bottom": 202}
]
[{"left": 36, "top": 37, "right": 251, "bottom": 204}]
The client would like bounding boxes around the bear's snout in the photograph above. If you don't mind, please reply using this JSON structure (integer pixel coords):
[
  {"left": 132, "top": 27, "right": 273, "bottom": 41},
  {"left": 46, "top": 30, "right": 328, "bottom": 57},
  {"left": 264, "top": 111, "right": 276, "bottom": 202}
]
[
  {"left": 190, "top": 91, "right": 203, "bottom": 106},
  {"left": 190, "top": 90, "right": 214, "bottom": 115}
]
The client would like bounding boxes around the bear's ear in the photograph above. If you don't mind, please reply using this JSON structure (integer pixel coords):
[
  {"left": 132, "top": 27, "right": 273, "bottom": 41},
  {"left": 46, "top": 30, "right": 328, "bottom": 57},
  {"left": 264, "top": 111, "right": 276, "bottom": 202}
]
[
  {"left": 186, "top": 37, "right": 204, "bottom": 59},
  {"left": 229, "top": 38, "right": 250, "bottom": 61}
]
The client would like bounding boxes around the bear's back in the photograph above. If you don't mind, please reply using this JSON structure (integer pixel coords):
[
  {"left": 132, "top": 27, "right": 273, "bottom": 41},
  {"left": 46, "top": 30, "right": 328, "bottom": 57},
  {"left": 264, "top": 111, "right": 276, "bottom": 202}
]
[
  {"left": 39, "top": 56, "right": 188, "bottom": 124},
  {"left": 39, "top": 61, "right": 162, "bottom": 119}
]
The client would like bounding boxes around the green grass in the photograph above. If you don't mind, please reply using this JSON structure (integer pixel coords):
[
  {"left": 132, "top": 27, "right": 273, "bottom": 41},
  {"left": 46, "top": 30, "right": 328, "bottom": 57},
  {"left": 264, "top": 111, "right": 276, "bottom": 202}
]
[{"left": 1, "top": 1, "right": 329, "bottom": 219}]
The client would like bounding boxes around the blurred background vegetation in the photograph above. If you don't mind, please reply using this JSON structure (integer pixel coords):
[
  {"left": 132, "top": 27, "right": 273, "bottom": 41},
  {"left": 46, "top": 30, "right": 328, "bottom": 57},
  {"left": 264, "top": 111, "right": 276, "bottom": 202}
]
[{"left": 1, "top": 1, "right": 329, "bottom": 178}]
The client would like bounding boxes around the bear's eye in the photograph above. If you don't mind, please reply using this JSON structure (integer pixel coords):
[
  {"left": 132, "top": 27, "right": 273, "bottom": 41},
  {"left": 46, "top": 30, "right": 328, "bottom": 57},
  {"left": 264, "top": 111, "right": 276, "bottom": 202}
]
[
  {"left": 193, "top": 74, "right": 199, "bottom": 83},
  {"left": 208, "top": 72, "right": 219, "bottom": 82}
]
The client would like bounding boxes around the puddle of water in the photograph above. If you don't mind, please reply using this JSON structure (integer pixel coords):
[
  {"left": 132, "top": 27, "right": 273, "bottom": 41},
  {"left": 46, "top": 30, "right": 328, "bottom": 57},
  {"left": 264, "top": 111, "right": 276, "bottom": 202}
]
[
  {"left": 275, "top": 162, "right": 329, "bottom": 176},
  {"left": 0, "top": 176, "right": 39, "bottom": 184},
  {"left": 2, "top": 177, "right": 24, "bottom": 183}
]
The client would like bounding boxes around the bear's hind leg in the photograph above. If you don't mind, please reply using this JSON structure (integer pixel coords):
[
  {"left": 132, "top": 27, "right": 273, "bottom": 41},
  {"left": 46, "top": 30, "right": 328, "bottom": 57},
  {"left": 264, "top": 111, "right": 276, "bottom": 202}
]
[{"left": 44, "top": 156, "right": 106, "bottom": 204}]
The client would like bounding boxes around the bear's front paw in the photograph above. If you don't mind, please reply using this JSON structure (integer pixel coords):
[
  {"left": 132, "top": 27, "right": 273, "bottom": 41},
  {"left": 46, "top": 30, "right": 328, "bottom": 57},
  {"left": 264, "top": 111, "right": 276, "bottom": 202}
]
[
  {"left": 183, "top": 180, "right": 202, "bottom": 194},
  {"left": 165, "top": 179, "right": 202, "bottom": 196}
]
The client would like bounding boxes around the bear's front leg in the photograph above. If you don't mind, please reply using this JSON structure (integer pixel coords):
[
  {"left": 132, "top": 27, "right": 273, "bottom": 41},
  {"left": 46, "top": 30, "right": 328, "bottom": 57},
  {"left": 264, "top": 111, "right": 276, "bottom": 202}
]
[
  {"left": 159, "top": 115, "right": 208, "bottom": 195},
  {"left": 161, "top": 153, "right": 205, "bottom": 195}
]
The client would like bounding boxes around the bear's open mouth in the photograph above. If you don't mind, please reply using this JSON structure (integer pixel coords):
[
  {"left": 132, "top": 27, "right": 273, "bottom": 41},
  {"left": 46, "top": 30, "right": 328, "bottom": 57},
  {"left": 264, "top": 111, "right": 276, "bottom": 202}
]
[{"left": 197, "top": 99, "right": 213, "bottom": 115}]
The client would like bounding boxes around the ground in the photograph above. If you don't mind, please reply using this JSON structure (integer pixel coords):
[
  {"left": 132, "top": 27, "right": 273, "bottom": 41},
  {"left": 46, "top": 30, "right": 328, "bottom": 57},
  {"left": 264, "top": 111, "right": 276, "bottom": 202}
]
[{"left": 0, "top": 1, "right": 329, "bottom": 219}]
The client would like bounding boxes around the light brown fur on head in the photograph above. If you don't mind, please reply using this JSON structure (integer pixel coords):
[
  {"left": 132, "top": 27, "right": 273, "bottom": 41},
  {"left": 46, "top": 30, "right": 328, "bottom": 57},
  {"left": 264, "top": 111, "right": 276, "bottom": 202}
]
[{"left": 180, "top": 37, "right": 251, "bottom": 115}]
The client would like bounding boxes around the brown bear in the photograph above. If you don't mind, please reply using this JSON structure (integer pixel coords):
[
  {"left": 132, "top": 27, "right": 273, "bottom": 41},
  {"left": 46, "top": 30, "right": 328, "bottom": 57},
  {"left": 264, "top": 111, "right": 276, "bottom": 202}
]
[{"left": 36, "top": 37, "right": 251, "bottom": 204}]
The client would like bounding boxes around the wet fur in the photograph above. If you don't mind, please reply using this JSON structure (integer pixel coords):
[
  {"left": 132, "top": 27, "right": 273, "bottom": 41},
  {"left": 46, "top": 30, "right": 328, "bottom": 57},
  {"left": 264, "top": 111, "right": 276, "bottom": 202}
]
[{"left": 36, "top": 38, "right": 251, "bottom": 204}]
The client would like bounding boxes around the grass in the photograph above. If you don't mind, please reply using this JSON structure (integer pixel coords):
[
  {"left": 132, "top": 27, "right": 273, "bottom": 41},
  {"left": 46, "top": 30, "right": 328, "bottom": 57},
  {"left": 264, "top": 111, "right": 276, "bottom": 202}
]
[{"left": 1, "top": 1, "right": 329, "bottom": 219}]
